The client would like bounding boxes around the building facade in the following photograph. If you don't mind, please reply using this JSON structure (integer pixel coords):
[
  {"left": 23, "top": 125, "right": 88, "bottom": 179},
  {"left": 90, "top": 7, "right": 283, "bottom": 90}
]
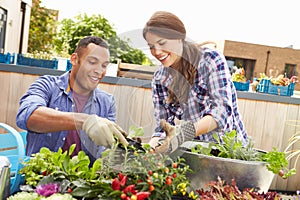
[
  {"left": 0, "top": 0, "right": 31, "bottom": 54},
  {"left": 223, "top": 40, "right": 300, "bottom": 90}
]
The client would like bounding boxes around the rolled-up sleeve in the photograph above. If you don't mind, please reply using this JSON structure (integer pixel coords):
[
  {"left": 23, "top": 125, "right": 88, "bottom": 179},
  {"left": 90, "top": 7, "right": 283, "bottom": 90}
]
[{"left": 16, "top": 76, "right": 53, "bottom": 130}]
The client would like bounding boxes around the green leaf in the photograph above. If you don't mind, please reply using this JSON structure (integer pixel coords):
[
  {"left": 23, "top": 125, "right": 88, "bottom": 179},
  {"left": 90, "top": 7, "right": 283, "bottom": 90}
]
[
  {"left": 70, "top": 187, "right": 90, "bottom": 197},
  {"left": 68, "top": 144, "right": 76, "bottom": 156},
  {"left": 128, "top": 125, "right": 144, "bottom": 137},
  {"left": 37, "top": 176, "right": 55, "bottom": 186}
]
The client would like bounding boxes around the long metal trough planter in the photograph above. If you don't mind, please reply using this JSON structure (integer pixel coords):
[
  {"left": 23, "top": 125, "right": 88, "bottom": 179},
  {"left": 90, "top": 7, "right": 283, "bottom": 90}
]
[{"left": 171, "top": 141, "right": 275, "bottom": 193}]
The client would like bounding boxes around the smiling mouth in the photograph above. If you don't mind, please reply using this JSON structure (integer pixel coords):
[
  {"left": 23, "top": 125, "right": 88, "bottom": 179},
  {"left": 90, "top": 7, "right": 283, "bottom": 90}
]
[
  {"left": 89, "top": 75, "right": 100, "bottom": 83},
  {"left": 158, "top": 54, "right": 168, "bottom": 62}
]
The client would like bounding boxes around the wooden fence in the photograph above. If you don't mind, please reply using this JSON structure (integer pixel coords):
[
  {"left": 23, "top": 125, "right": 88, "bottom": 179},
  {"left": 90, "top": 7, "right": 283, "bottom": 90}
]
[{"left": 0, "top": 69, "right": 299, "bottom": 192}]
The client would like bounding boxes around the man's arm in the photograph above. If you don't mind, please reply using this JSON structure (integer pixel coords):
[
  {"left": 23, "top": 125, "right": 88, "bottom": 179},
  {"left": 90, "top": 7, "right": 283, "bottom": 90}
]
[{"left": 26, "top": 106, "right": 89, "bottom": 133}]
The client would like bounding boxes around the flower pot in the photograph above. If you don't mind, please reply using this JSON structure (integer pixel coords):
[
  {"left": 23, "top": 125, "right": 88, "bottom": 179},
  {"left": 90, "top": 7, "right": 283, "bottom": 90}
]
[{"left": 171, "top": 141, "right": 275, "bottom": 193}]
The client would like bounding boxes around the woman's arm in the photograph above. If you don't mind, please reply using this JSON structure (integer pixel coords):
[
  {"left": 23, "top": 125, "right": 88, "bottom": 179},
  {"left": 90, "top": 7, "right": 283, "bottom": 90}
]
[{"left": 194, "top": 115, "right": 218, "bottom": 136}]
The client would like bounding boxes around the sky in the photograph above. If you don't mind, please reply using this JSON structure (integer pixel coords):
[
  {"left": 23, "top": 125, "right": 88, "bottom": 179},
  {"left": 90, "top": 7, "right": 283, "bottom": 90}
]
[{"left": 41, "top": 0, "right": 300, "bottom": 52}]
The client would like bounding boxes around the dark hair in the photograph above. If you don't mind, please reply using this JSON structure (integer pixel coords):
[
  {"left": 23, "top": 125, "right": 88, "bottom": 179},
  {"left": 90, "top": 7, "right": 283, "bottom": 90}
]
[
  {"left": 143, "top": 11, "right": 186, "bottom": 40},
  {"left": 75, "top": 36, "right": 109, "bottom": 58},
  {"left": 143, "top": 11, "right": 200, "bottom": 104}
]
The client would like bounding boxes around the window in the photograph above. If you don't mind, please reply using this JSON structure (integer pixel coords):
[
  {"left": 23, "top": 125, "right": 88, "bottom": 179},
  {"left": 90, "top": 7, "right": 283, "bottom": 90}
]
[
  {"left": 284, "top": 63, "right": 297, "bottom": 78},
  {"left": 225, "top": 57, "right": 256, "bottom": 80},
  {"left": 0, "top": 7, "right": 7, "bottom": 53}
]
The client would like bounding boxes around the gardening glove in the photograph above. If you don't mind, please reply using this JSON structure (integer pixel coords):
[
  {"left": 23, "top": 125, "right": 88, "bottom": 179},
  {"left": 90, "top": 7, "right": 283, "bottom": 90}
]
[
  {"left": 82, "top": 114, "right": 129, "bottom": 147},
  {"left": 155, "top": 119, "right": 196, "bottom": 153}
]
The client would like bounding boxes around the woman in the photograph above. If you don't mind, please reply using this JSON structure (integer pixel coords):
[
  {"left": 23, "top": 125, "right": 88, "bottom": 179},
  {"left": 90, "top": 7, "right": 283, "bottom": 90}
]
[{"left": 143, "top": 11, "right": 248, "bottom": 153}]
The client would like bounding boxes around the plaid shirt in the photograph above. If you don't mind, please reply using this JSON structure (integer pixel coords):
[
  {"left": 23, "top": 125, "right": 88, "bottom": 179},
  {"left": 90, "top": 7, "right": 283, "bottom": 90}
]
[{"left": 151, "top": 48, "right": 248, "bottom": 145}]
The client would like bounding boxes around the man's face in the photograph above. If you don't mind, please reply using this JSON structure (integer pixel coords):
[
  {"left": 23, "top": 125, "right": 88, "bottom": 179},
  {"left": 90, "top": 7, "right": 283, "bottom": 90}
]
[{"left": 71, "top": 43, "right": 110, "bottom": 95}]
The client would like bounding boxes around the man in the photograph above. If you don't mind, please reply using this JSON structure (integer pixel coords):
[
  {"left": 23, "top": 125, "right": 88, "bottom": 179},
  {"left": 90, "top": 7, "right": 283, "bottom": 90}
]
[{"left": 16, "top": 36, "right": 128, "bottom": 163}]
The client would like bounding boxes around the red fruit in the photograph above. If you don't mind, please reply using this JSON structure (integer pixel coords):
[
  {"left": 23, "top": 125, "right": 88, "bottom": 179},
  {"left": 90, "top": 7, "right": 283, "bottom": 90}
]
[
  {"left": 172, "top": 173, "right": 177, "bottom": 178},
  {"left": 148, "top": 170, "right": 153, "bottom": 176},
  {"left": 67, "top": 188, "right": 72, "bottom": 193},
  {"left": 149, "top": 149, "right": 155, "bottom": 154},
  {"left": 278, "top": 169, "right": 286, "bottom": 178},
  {"left": 120, "top": 193, "right": 127, "bottom": 199},
  {"left": 173, "top": 162, "right": 178, "bottom": 168},
  {"left": 164, "top": 167, "right": 169, "bottom": 173},
  {"left": 166, "top": 177, "right": 172, "bottom": 185},
  {"left": 149, "top": 185, "right": 155, "bottom": 192},
  {"left": 41, "top": 170, "right": 48, "bottom": 176}
]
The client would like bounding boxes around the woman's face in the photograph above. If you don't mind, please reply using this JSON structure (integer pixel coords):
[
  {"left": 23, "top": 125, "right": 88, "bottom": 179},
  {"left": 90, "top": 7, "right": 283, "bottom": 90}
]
[{"left": 145, "top": 32, "right": 183, "bottom": 68}]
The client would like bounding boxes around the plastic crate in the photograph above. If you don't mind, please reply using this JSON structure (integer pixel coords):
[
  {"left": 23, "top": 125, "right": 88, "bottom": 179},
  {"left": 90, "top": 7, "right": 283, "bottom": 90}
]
[
  {"left": 0, "top": 123, "right": 29, "bottom": 195},
  {"left": 17, "top": 54, "right": 58, "bottom": 69},
  {"left": 66, "top": 59, "right": 72, "bottom": 71},
  {"left": 233, "top": 80, "right": 250, "bottom": 91},
  {"left": 257, "top": 79, "right": 294, "bottom": 96},
  {"left": 0, "top": 53, "right": 12, "bottom": 64}
]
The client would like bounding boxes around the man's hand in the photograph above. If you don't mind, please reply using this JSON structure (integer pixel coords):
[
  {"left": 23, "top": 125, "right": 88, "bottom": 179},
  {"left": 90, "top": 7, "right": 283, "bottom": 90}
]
[
  {"left": 82, "top": 115, "right": 129, "bottom": 147},
  {"left": 155, "top": 119, "right": 195, "bottom": 153}
]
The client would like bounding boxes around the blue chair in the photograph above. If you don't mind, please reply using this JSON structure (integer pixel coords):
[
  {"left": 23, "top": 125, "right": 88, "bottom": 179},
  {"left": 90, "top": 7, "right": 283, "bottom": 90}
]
[{"left": 0, "top": 123, "right": 29, "bottom": 194}]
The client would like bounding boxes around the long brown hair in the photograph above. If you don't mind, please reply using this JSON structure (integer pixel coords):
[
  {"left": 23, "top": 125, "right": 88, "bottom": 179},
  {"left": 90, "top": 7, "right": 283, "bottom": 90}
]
[{"left": 143, "top": 11, "right": 200, "bottom": 104}]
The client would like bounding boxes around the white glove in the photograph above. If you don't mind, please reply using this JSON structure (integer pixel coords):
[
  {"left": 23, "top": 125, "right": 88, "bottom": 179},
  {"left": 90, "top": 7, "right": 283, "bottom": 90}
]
[
  {"left": 82, "top": 115, "right": 129, "bottom": 147},
  {"left": 155, "top": 119, "right": 196, "bottom": 153}
]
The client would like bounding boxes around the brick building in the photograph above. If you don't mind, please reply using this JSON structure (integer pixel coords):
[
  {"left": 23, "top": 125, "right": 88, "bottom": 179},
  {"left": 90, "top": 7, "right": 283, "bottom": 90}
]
[{"left": 222, "top": 40, "right": 300, "bottom": 90}]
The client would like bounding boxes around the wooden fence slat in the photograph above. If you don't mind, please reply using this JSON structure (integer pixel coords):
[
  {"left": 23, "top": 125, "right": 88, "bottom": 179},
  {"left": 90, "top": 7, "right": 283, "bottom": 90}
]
[
  {"left": 249, "top": 101, "right": 267, "bottom": 149},
  {"left": 240, "top": 100, "right": 256, "bottom": 140},
  {"left": 237, "top": 99, "right": 246, "bottom": 116},
  {"left": 7, "top": 73, "right": 24, "bottom": 130},
  {"left": 140, "top": 89, "right": 155, "bottom": 142},
  {"left": 274, "top": 104, "right": 299, "bottom": 191},
  {"left": 286, "top": 108, "right": 300, "bottom": 191},
  {"left": 0, "top": 72, "right": 10, "bottom": 133}
]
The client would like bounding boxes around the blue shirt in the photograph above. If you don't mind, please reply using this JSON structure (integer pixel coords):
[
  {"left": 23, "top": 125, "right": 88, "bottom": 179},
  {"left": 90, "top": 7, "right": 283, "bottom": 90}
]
[
  {"left": 152, "top": 48, "right": 248, "bottom": 145},
  {"left": 16, "top": 71, "right": 116, "bottom": 162}
]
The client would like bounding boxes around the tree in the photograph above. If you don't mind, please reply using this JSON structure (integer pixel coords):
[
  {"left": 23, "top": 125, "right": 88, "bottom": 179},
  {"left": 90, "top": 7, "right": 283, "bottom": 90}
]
[
  {"left": 54, "top": 13, "right": 152, "bottom": 65},
  {"left": 28, "top": 0, "right": 58, "bottom": 54}
]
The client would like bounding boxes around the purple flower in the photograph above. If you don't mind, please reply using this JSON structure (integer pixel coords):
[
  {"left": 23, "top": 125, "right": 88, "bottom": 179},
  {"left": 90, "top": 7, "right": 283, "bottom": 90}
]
[{"left": 35, "top": 183, "right": 60, "bottom": 197}]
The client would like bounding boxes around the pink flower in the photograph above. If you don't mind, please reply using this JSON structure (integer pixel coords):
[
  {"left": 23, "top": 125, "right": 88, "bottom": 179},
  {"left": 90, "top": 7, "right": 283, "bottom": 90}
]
[{"left": 35, "top": 183, "right": 60, "bottom": 197}]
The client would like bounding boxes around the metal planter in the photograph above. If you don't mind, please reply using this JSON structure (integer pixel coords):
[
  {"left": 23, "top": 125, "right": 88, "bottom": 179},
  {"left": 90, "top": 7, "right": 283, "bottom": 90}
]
[
  {"left": 0, "top": 156, "right": 11, "bottom": 200},
  {"left": 171, "top": 141, "right": 275, "bottom": 193}
]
